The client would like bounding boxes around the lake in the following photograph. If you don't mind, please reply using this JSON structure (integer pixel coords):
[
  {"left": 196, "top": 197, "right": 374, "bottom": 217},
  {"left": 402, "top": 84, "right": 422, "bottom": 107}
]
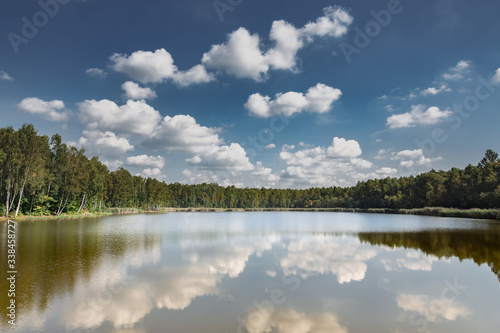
[{"left": 1, "top": 212, "right": 500, "bottom": 332}]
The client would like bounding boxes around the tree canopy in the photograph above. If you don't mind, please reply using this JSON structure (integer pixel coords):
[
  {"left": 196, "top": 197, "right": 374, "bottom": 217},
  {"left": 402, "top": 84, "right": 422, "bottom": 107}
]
[{"left": 1, "top": 124, "right": 499, "bottom": 217}]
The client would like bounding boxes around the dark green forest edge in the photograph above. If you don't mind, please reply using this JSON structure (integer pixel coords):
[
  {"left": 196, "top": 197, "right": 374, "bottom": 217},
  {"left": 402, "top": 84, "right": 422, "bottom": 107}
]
[{"left": 1, "top": 124, "right": 500, "bottom": 220}]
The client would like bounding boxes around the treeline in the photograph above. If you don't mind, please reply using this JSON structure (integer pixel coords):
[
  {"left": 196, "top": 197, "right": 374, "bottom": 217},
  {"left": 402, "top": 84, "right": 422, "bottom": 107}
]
[{"left": 1, "top": 124, "right": 500, "bottom": 217}]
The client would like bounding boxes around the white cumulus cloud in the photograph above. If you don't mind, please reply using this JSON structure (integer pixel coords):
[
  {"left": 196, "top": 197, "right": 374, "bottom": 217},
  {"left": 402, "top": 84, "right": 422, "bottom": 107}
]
[
  {"left": 171, "top": 64, "right": 214, "bottom": 87},
  {"left": 18, "top": 97, "right": 70, "bottom": 122},
  {"left": 142, "top": 168, "right": 166, "bottom": 179},
  {"left": 280, "top": 146, "right": 328, "bottom": 168},
  {"left": 126, "top": 155, "right": 165, "bottom": 169},
  {"left": 78, "top": 130, "right": 134, "bottom": 158},
  {"left": 327, "top": 137, "right": 362, "bottom": 158},
  {"left": 387, "top": 105, "right": 453, "bottom": 129},
  {"left": 301, "top": 6, "right": 353, "bottom": 38},
  {"left": 277, "top": 137, "right": 377, "bottom": 188},
  {"left": 202, "top": 6, "right": 352, "bottom": 81},
  {"left": 107, "top": 7, "right": 351, "bottom": 85},
  {"left": 111, "top": 48, "right": 214, "bottom": 86},
  {"left": 122, "top": 81, "right": 157, "bottom": 100},
  {"left": 350, "top": 167, "right": 398, "bottom": 181},
  {"left": 265, "top": 20, "right": 304, "bottom": 71},
  {"left": 391, "top": 149, "right": 442, "bottom": 167},
  {"left": 78, "top": 99, "right": 162, "bottom": 136},
  {"left": 374, "top": 167, "right": 398, "bottom": 177},
  {"left": 350, "top": 158, "right": 373, "bottom": 169},
  {"left": 251, "top": 162, "right": 280, "bottom": 186},
  {"left": 142, "top": 115, "right": 222, "bottom": 154},
  {"left": 111, "top": 48, "right": 176, "bottom": 83},
  {"left": 186, "top": 143, "right": 254, "bottom": 171},
  {"left": 245, "top": 83, "right": 342, "bottom": 118},
  {"left": 202, "top": 27, "right": 270, "bottom": 81}
]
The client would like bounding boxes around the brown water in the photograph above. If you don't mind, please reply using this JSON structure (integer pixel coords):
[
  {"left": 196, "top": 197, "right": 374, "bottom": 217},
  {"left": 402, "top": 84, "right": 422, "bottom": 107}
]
[{"left": 1, "top": 212, "right": 499, "bottom": 333}]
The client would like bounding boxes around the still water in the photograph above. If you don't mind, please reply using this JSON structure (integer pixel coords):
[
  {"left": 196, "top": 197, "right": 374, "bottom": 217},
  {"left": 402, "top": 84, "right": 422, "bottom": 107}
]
[{"left": 1, "top": 212, "right": 500, "bottom": 332}]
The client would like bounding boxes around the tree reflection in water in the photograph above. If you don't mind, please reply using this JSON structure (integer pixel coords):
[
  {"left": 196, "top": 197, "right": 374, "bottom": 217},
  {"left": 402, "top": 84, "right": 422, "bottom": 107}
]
[{"left": 358, "top": 228, "right": 500, "bottom": 281}]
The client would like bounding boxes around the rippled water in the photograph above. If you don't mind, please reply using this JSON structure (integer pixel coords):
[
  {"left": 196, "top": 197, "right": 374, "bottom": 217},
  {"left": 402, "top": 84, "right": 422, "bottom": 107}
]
[{"left": 1, "top": 212, "right": 500, "bottom": 332}]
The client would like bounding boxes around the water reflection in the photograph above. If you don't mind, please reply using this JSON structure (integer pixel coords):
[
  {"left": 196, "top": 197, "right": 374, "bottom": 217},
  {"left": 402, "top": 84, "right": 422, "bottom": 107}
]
[
  {"left": 0, "top": 218, "right": 160, "bottom": 331},
  {"left": 61, "top": 235, "right": 282, "bottom": 331},
  {"left": 1, "top": 213, "right": 499, "bottom": 332},
  {"left": 397, "top": 293, "right": 471, "bottom": 322},
  {"left": 358, "top": 229, "right": 500, "bottom": 281},
  {"left": 242, "top": 307, "right": 348, "bottom": 333},
  {"left": 281, "top": 236, "right": 377, "bottom": 284},
  {"left": 380, "top": 250, "right": 440, "bottom": 272}
]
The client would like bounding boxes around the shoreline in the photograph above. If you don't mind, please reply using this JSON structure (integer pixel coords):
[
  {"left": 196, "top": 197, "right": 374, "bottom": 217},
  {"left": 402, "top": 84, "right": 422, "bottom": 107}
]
[
  {"left": 1, "top": 207, "right": 499, "bottom": 222},
  {"left": 173, "top": 207, "right": 500, "bottom": 220}
]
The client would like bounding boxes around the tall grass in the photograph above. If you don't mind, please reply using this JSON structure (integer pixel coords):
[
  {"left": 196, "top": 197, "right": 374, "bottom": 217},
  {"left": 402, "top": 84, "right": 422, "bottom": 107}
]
[{"left": 104, "top": 207, "right": 142, "bottom": 215}]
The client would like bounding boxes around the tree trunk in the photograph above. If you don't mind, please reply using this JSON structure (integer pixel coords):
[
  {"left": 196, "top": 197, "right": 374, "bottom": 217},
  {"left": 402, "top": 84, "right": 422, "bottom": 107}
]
[
  {"left": 57, "top": 197, "right": 63, "bottom": 215},
  {"left": 14, "top": 173, "right": 28, "bottom": 218},
  {"left": 57, "top": 196, "right": 69, "bottom": 216},
  {"left": 5, "top": 182, "right": 11, "bottom": 217},
  {"left": 29, "top": 194, "right": 34, "bottom": 216},
  {"left": 9, "top": 184, "right": 17, "bottom": 214},
  {"left": 76, "top": 193, "right": 86, "bottom": 215}
]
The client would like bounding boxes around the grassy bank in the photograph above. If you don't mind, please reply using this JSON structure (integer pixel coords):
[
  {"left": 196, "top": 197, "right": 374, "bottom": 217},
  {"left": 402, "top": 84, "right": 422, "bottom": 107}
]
[
  {"left": 239, "top": 207, "right": 500, "bottom": 219},
  {"left": 396, "top": 207, "right": 500, "bottom": 220},
  {"left": 163, "top": 207, "right": 500, "bottom": 220},
  {"left": 0, "top": 211, "right": 113, "bottom": 221},
  {"left": 0, "top": 207, "right": 159, "bottom": 221},
  {"left": 2, "top": 207, "right": 499, "bottom": 221}
]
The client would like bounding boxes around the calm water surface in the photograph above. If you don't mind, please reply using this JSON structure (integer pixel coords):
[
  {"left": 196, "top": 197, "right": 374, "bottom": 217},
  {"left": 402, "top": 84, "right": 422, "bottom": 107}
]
[{"left": 1, "top": 212, "right": 500, "bottom": 332}]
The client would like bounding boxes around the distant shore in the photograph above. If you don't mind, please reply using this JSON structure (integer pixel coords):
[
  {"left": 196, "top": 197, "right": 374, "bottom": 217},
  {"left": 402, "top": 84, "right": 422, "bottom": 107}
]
[
  {"left": 1, "top": 207, "right": 499, "bottom": 221},
  {"left": 172, "top": 207, "right": 500, "bottom": 220}
]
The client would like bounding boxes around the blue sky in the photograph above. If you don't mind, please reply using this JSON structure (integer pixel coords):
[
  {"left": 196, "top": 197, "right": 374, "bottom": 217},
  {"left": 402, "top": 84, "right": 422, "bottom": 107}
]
[{"left": 1, "top": 0, "right": 500, "bottom": 188}]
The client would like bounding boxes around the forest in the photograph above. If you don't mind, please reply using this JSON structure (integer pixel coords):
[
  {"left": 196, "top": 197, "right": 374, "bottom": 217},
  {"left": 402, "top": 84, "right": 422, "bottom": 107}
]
[{"left": 1, "top": 124, "right": 500, "bottom": 217}]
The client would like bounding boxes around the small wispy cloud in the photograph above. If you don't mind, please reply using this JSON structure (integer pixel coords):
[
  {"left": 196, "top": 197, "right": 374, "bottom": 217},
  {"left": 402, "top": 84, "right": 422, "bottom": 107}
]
[
  {"left": 442, "top": 60, "right": 470, "bottom": 81},
  {"left": 86, "top": 67, "right": 108, "bottom": 79},
  {"left": 492, "top": 68, "right": 500, "bottom": 84},
  {"left": 0, "top": 70, "right": 14, "bottom": 81},
  {"left": 421, "top": 84, "right": 451, "bottom": 96}
]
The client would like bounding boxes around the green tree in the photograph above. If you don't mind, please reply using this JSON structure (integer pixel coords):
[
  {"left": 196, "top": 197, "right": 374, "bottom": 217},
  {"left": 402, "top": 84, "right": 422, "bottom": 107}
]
[
  {"left": 479, "top": 149, "right": 499, "bottom": 167},
  {"left": 2, "top": 123, "right": 500, "bottom": 215},
  {"left": 87, "top": 157, "right": 109, "bottom": 211},
  {"left": 0, "top": 127, "right": 21, "bottom": 217},
  {"left": 13, "top": 125, "right": 49, "bottom": 217}
]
